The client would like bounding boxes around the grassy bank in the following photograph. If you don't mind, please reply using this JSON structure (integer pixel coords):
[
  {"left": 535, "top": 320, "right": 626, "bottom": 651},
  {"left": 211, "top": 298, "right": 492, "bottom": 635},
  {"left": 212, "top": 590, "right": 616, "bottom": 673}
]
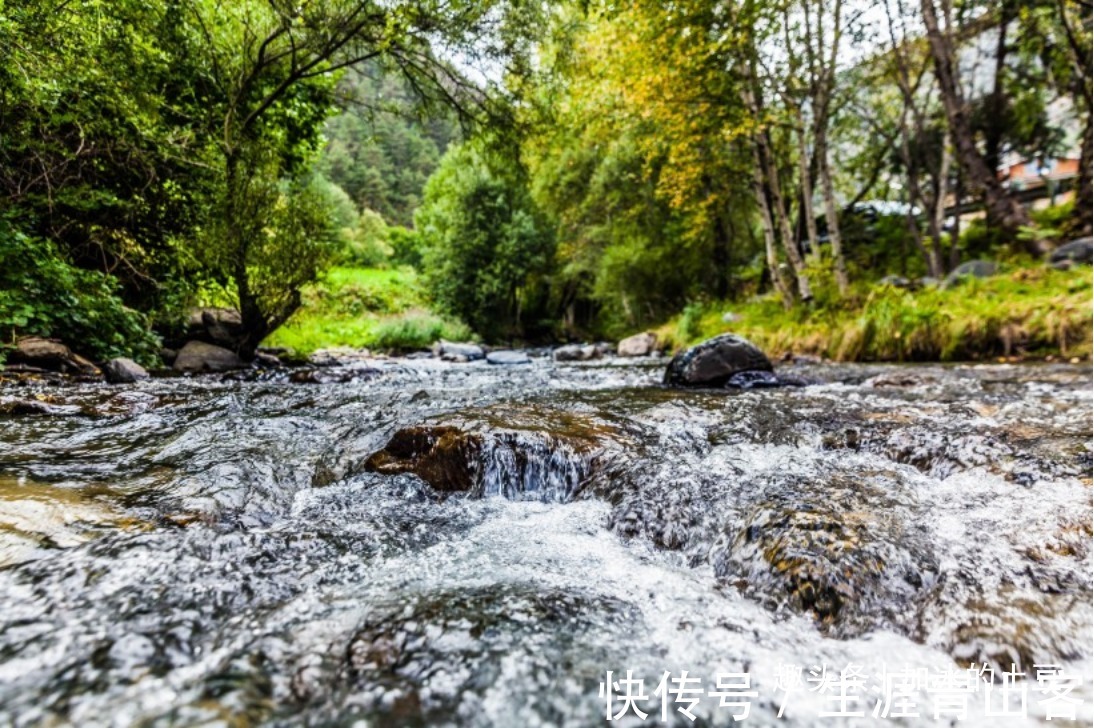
[
  {"left": 657, "top": 266, "right": 1093, "bottom": 361},
  {"left": 263, "top": 267, "right": 471, "bottom": 354}
]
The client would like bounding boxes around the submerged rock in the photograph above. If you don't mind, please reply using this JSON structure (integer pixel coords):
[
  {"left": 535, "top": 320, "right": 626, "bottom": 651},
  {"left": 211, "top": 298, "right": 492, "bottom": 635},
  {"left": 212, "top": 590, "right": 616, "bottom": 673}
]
[
  {"left": 364, "top": 406, "right": 631, "bottom": 501},
  {"left": 617, "top": 332, "right": 657, "bottom": 357},
  {"left": 726, "top": 370, "right": 808, "bottom": 389},
  {"left": 289, "top": 367, "right": 380, "bottom": 384},
  {"left": 720, "top": 482, "right": 938, "bottom": 633},
  {"left": 172, "top": 341, "right": 244, "bottom": 373},
  {"left": 103, "top": 357, "right": 149, "bottom": 384},
  {"left": 663, "top": 333, "right": 772, "bottom": 387}
]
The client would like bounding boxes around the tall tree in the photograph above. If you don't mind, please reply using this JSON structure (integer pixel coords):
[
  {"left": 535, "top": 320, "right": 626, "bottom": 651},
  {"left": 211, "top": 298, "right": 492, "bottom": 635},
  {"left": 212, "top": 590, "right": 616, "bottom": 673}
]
[
  {"left": 918, "top": 0, "right": 1035, "bottom": 247},
  {"left": 180, "top": 0, "right": 539, "bottom": 354}
]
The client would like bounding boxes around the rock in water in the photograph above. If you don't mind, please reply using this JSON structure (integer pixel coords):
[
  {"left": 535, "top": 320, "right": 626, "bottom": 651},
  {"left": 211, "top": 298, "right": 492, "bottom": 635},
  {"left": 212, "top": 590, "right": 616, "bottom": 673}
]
[
  {"left": 362, "top": 405, "right": 632, "bottom": 501},
  {"left": 173, "top": 341, "right": 244, "bottom": 373},
  {"left": 486, "top": 350, "right": 530, "bottom": 365},
  {"left": 942, "top": 259, "right": 997, "bottom": 288},
  {"left": 552, "top": 344, "right": 584, "bottom": 362},
  {"left": 617, "top": 332, "right": 657, "bottom": 357},
  {"left": 1049, "top": 237, "right": 1093, "bottom": 269},
  {"left": 433, "top": 340, "right": 485, "bottom": 361},
  {"left": 553, "top": 344, "right": 599, "bottom": 362},
  {"left": 103, "top": 358, "right": 149, "bottom": 384},
  {"left": 663, "top": 333, "right": 772, "bottom": 387},
  {"left": 726, "top": 370, "right": 781, "bottom": 389}
]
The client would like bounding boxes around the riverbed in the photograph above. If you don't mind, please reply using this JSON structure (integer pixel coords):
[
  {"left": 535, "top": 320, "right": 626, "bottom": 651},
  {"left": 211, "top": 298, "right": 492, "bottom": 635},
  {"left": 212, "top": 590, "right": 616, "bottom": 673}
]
[{"left": 0, "top": 358, "right": 1090, "bottom": 726}]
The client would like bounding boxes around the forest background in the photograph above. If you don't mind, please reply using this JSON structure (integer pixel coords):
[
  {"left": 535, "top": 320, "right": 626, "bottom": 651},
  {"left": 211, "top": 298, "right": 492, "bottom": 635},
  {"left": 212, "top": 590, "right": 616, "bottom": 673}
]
[{"left": 1, "top": 0, "right": 1090, "bottom": 366}]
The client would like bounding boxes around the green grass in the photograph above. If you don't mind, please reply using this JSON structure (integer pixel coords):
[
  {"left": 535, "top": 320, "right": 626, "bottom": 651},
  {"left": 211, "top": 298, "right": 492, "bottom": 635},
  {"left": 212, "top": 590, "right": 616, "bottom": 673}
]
[
  {"left": 657, "top": 265, "right": 1093, "bottom": 362},
  {"left": 264, "top": 266, "right": 472, "bottom": 354}
]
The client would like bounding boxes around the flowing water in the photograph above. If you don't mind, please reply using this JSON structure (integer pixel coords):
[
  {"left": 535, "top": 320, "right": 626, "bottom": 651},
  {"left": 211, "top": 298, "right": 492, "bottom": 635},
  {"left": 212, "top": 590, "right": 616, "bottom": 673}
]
[{"left": 0, "top": 357, "right": 1090, "bottom": 726}]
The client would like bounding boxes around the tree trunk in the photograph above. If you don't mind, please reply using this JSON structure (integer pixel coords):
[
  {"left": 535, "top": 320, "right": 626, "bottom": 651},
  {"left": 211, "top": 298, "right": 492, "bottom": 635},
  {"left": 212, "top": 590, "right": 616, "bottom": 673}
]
[
  {"left": 795, "top": 115, "right": 821, "bottom": 263},
  {"left": 750, "top": 143, "right": 795, "bottom": 309},
  {"left": 816, "top": 124, "right": 849, "bottom": 295},
  {"left": 759, "top": 130, "right": 813, "bottom": 302},
  {"left": 1056, "top": 0, "right": 1092, "bottom": 238},
  {"left": 919, "top": 0, "right": 1035, "bottom": 249},
  {"left": 929, "top": 130, "right": 952, "bottom": 274},
  {"left": 1072, "top": 113, "right": 1093, "bottom": 238}
]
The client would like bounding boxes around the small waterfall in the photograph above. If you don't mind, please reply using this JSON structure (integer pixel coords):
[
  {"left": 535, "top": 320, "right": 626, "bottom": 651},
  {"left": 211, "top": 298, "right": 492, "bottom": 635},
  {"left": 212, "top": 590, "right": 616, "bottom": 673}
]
[{"left": 478, "top": 432, "right": 593, "bottom": 502}]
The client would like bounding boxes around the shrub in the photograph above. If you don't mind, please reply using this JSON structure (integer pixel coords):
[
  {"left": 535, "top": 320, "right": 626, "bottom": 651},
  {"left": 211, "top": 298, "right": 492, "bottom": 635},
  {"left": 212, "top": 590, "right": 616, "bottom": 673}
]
[{"left": 0, "top": 220, "right": 160, "bottom": 364}]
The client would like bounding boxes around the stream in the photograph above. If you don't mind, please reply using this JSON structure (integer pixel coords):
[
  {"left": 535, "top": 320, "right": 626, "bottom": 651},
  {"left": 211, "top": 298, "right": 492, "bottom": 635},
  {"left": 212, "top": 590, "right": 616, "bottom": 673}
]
[{"left": 0, "top": 357, "right": 1090, "bottom": 726}]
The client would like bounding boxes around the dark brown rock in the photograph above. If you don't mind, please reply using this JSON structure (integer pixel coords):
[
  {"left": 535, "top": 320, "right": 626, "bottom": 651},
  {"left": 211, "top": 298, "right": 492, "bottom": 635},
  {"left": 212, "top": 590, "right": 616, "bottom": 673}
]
[{"left": 6, "top": 337, "right": 100, "bottom": 376}]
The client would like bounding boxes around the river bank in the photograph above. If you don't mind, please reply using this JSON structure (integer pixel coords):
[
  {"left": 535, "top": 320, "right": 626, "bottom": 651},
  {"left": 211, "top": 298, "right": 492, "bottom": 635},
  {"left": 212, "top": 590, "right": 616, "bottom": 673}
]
[{"left": 657, "top": 265, "right": 1092, "bottom": 363}]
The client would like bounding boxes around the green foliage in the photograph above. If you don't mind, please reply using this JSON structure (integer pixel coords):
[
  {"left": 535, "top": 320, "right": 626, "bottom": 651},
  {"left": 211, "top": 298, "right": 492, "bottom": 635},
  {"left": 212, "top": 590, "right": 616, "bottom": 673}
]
[
  {"left": 389, "top": 226, "right": 425, "bottom": 269},
  {"left": 264, "top": 267, "right": 471, "bottom": 353},
  {"left": 416, "top": 143, "right": 555, "bottom": 341},
  {"left": 369, "top": 312, "right": 473, "bottom": 351},
  {"left": 0, "top": 221, "right": 159, "bottom": 364},
  {"left": 335, "top": 209, "right": 395, "bottom": 268}
]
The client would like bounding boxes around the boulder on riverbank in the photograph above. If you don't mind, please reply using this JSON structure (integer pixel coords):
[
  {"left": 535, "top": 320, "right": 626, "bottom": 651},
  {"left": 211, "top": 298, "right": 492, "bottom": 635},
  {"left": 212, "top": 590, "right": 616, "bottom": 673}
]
[
  {"left": 1049, "top": 237, "right": 1092, "bottom": 269},
  {"left": 663, "top": 333, "right": 773, "bottom": 387},
  {"left": 553, "top": 343, "right": 603, "bottom": 362},
  {"left": 182, "top": 307, "right": 246, "bottom": 350},
  {"left": 617, "top": 332, "right": 658, "bottom": 357},
  {"left": 173, "top": 341, "right": 244, "bottom": 373},
  {"left": 5, "top": 337, "right": 100, "bottom": 377},
  {"left": 104, "top": 357, "right": 149, "bottom": 384},
  {"left": 433, "top": 340, "right": 485, "bottom": 361},
  {"left": 943, "top": 259, "right": 997, "bottom": 288}
]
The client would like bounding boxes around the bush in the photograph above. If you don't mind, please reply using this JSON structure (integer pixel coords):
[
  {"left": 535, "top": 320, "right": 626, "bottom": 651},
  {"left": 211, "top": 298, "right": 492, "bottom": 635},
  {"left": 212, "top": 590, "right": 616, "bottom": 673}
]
[
  {"left": 369, "top": 311, "right": 473, "bottom": 350},
  {"left": 338, "top": 209, "right": 393, "bottom": 268},
  {"left": 0, "top": 220, "right": 160, "bottom": 364},
  {"left": 417, "top": 143, "right": 555, "bottom": 341},
  {"left": 389, "top": 226, "right": 424, "bottom": 269}
]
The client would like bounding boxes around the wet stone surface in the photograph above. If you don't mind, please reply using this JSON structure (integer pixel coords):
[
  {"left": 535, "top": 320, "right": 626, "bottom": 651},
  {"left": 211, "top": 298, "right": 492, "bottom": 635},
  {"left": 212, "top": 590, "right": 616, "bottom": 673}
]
[{"left": 0, "top": 358, "right": 1090, "bottom": 725}]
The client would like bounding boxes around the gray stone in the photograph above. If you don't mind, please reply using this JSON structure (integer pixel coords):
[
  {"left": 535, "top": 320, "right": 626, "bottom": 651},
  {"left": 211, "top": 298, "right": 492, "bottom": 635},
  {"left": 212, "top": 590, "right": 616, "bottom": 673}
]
[
  {"left": 594, "top": 342, "right": 616, "bottom": 357},
  {"left": 553, "top": 344, "right": 583, "bottom": 361},
  {"left": 433, "top": 340, "right": 485, "bottom": 360},
  {"left": 201, "top": 308, "right": 244, "bottom": 347},
  {"left": 486, "top": 350, "right": 531, "bottom": 365},
  {"left": 1049, "top": 237, "right": 1092, "bottom": 269},
  {"left": 103, "top": 357, "right": 149, "bottom": 383},
  {"left": 553, "top": 344, "right": 599, "bottom": 362},
  {"left": 253, "top": 352, "right": 282, "bottom": 368},
  {"left": 663, "top": 333, "right": 772, "bottom": 387},
  {"left": 943, "top": 260, "right": 998, "bottom": 288},
  {"left": 173, "top": 341, "right": 244, "bottom": 373},
  {"left": 617, "top": 332, "right": 658, "bottom": 357}
]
